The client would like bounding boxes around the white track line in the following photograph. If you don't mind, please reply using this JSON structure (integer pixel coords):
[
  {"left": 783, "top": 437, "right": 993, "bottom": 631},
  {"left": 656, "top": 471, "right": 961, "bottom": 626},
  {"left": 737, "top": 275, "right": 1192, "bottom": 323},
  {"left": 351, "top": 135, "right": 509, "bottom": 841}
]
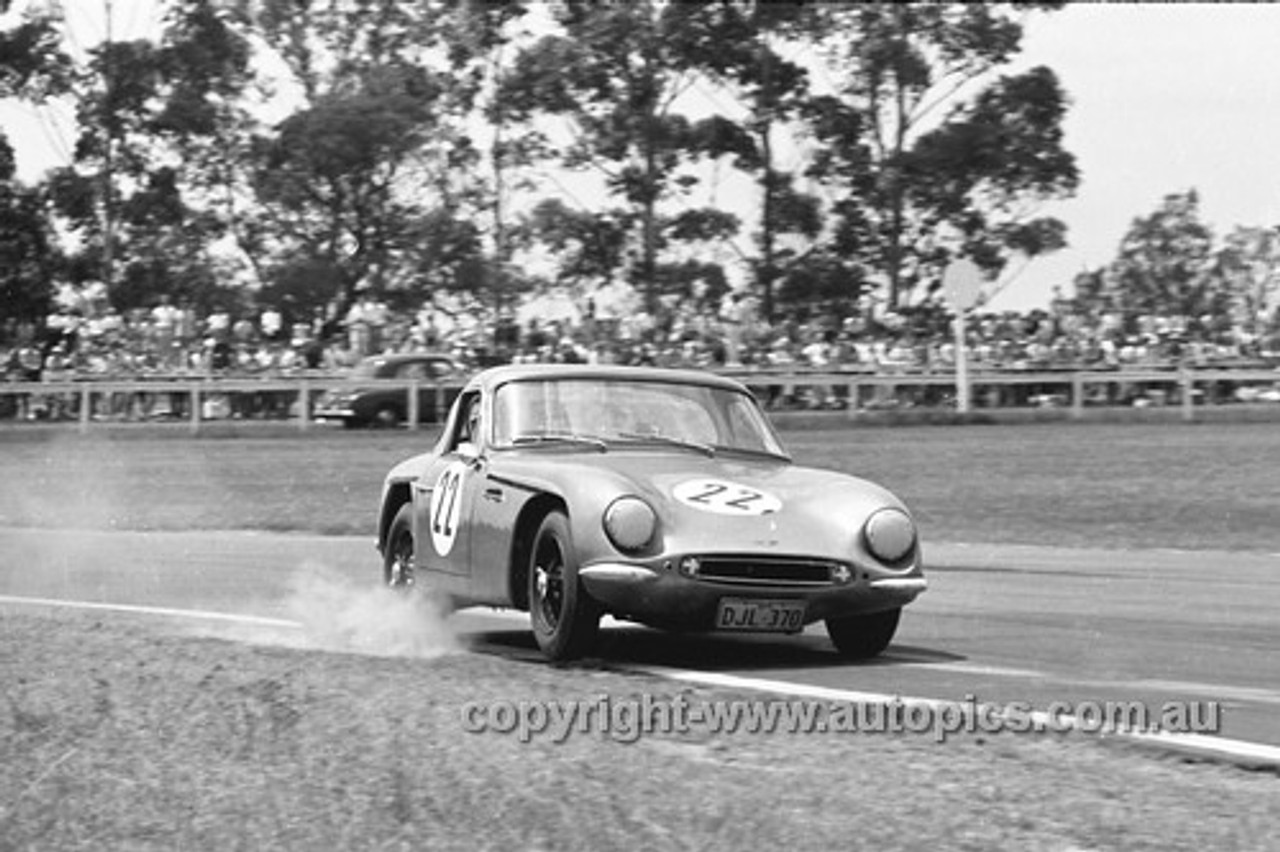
[
  {"left": 0, "top": 594, "right": 301, "bottom": 629},
  {"left": 3, "top": 594, "right": 1277, "bottom": 768},
  {"left": 628, "top": 665, "right": 1280, "bottom": 767},
  {"left": 1121, "top": 731, "right": 1280, "bottom": 765}
]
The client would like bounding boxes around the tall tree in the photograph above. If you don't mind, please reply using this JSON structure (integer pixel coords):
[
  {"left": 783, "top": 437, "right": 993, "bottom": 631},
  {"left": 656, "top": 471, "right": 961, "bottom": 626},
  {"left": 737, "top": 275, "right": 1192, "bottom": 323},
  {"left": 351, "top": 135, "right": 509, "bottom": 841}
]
[
  {"left": 0, "top": 0, "right": 71, "bottom": 335},
  {"left": 243, "top": 0, "right": 507, "bottom": 324},
  {"left": 806, "top": 3, "right": 1078, "bottom": 309},
  {"left": 1106, "top": 190, "right": 1227, "bottom": 322},
  {"left": 450, "top": 0, "right": 535, "bottom": 308},
  {"left": 501, "top": 1, "right": 739, "bottom": 312},
  {"left": 1215, "top": 225, "right": 1280, "bottom": 337},
  {"left": 667, "top": 2, "right": 827, "bottom": 320},
  {"left": 150, "top": 0, "right": 259, "bottom": 307},
  {"left": 0, "top": 137, "right": 60, "bottom": 335},
  {"left": 43, "top": 0, "right": 253, "bottom": 314}
]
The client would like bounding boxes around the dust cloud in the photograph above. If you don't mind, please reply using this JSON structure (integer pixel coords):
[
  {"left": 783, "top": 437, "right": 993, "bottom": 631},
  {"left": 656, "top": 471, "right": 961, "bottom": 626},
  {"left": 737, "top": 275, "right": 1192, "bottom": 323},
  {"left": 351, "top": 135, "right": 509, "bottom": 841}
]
[
  {"left": 3, "top": 432, "right": 458, "bottom": 659},
  {"left": 283, "top": 562, "right": 459, "bottom": 659}
]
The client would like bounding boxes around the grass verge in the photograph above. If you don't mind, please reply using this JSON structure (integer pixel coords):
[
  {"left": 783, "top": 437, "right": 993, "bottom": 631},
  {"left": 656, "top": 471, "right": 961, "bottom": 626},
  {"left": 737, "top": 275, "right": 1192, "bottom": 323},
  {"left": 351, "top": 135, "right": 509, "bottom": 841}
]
[
  {"left": 2, "top": 608, "right": 1277, "bottom": 852},
  {"left": 1, "top": 421, "right": 1278, "bottom": 551}
]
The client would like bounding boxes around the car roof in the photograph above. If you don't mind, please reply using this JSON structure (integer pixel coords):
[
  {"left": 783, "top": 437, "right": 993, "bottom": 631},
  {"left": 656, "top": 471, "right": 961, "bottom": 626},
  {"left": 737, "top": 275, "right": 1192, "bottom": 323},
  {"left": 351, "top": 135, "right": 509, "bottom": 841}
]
[
  {"left": 362, "top": 352, "right": 456, "bottom": 366},
  {"left": 465, "top": 363, "right": 750, "bottom": 395},
  {"left": 366, "top": 350, "right": 455, "bottom": 360}
]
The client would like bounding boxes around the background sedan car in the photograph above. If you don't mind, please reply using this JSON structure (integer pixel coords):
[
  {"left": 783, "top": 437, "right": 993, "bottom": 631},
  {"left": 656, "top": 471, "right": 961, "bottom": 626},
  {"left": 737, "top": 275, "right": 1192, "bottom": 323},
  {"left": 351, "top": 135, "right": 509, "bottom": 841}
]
[
  {"left": 376, "top": 364, "right": 927, "bottom": 660},
  {"left": 314, "top": 353, "right": 462, "bottom": 428}
]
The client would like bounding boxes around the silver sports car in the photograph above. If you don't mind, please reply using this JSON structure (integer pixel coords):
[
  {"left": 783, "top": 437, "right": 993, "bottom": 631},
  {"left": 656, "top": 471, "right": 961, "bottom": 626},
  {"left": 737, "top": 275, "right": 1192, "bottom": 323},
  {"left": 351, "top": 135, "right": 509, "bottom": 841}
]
[{"left": 376, "top": 364, "right": 927, "bottom": 660}]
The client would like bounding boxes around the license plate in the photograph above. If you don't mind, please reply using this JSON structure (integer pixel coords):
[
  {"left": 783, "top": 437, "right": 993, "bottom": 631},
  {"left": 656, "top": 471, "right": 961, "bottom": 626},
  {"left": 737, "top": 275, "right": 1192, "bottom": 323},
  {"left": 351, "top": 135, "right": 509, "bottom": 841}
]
[{"left": 715, "top": 598, "right": 806, "bottom": 633}]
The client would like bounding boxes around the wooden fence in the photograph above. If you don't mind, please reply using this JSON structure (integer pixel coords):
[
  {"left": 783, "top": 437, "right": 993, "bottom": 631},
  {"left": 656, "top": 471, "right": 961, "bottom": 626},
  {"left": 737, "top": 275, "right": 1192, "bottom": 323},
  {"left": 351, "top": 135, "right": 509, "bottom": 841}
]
[{"left": 1, "top": 368, "right": 1277, "bottom": 434}]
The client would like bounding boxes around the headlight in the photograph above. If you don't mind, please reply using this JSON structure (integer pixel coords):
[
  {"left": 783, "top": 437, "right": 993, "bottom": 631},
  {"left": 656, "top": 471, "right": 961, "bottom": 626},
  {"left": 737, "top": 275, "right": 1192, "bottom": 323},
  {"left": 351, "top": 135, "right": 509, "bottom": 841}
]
[
  {"left": 863, "top": 508, "right": 916, "bottom": 564},
  {"left": 603, "top": 496, "right": 657, "bottom": 552}
]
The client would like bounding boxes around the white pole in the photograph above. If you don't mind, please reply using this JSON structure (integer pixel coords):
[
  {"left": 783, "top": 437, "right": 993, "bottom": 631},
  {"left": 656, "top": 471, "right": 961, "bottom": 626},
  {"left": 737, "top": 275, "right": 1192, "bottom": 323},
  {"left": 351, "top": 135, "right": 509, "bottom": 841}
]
[{"left": 942, "top": 257, "right": 981, "bottom": 415}]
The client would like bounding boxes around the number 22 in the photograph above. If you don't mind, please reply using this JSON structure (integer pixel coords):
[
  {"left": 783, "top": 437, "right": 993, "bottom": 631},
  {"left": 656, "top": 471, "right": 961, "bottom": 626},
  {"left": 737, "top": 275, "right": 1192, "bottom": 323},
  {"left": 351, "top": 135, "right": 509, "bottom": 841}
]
[{"left": 689, "top": 482, "right": 763, "bottom": 511}]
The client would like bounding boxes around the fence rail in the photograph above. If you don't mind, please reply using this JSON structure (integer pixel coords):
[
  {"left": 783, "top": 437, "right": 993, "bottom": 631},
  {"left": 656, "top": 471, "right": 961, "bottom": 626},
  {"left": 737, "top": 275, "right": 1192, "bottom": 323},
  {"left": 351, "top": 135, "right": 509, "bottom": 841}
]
[{"left": 1, "top": 368, "right": 1278, "bottom": 433}]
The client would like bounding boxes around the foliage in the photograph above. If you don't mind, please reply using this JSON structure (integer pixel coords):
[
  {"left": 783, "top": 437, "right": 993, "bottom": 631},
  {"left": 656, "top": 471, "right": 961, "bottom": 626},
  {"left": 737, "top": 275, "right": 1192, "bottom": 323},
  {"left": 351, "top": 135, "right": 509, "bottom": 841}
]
[
  {"left": 0, "top": 3, "right": 72, "bottom": 334},
  {"left": 0, "top": 158, "right": 58, "bottom": 333},
  {"left": 10, "top": 1, "right": 1274, "bottom": 336},
  {"left": 1105, "top": 190, "right": 1226, "bottom": 321},
  {"left": 671, "top": 3, "right": 829, "bottom": 319},
  {"left": 243, "top": 0, "right": 521, "bottom": 324},
  {"left": 806, "top": 3, "right": 1077, "bottom": 308},
  {"left": 1214, "top": 225, "right": 1280, "bottom": 336},
  {"left": 500, "top": 1, "right": 740, "bottom": 310},
  {"left": 513, "top": 198, "right": 629, "bottom": 289},
  {"left": 0, "top": 3, "right": 73, "bottom": 102},
  {"left": 32, "top": 0, "right": 257, "bottom": 315}
]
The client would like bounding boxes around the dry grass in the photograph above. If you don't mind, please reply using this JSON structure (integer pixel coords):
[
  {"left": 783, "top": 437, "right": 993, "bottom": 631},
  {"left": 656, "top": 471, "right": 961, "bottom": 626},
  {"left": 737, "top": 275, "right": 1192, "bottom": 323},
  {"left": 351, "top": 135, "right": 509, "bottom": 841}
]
[{"left": 2, "top": 608, "right": 1277, "bottom": 852}]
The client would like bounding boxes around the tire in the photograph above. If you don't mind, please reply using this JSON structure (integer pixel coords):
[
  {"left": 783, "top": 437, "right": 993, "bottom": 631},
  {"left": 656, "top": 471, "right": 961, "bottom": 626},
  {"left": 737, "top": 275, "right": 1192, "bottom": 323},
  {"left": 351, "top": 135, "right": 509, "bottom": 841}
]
[
  {"left": 528, "top": 511, "right": 600, "bottom": 660},
  {"left": 384, "top": 504, "right": 416, "bottom": 589},
  {"left": 374, "top": 404, "right": 402, "bottom": 429},
  {"left": 825, "top": 607, "right": 901, "bottom": 660}
]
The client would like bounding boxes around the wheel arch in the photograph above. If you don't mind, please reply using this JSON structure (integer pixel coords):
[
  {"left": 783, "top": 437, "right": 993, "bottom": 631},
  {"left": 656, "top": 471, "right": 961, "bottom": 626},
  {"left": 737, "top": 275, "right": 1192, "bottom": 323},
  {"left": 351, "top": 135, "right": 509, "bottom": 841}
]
[
  {"left": 507, "top": 492, "right": 568, "bottom": 612},
  {"left": 378, "top": 480, "right": 414, "bottom": 553}
]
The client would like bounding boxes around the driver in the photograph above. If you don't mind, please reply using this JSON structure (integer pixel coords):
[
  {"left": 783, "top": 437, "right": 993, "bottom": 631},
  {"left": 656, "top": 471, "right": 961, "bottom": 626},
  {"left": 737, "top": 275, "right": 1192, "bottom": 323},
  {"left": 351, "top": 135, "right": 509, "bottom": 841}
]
[
  {"left": 466, "top": 398, "right": 481, "bottom": 442},
  {"left": 458, "top": 396, "right": 482, "bottom": 455}
]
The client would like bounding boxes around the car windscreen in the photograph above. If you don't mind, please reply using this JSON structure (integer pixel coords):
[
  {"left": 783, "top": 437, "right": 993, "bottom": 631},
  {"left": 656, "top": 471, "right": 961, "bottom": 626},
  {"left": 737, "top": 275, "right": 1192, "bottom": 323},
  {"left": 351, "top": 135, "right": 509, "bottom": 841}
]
[
  {"left": 348, "top": 360, "right": 383, "bottom": 379},
  {"left": 491, "top": 378, "right": 786, "bottom": 456}
]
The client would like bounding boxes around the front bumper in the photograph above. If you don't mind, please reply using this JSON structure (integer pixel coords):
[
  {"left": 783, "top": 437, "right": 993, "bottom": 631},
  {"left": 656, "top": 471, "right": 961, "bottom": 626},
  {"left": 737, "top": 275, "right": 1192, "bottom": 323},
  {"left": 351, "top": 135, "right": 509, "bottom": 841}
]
[
  {"left": 313, "top": 405, "right": 356, "bottom": 422},
  {"left": 578, "top": 557, "right": 926, "bottom": 630}
]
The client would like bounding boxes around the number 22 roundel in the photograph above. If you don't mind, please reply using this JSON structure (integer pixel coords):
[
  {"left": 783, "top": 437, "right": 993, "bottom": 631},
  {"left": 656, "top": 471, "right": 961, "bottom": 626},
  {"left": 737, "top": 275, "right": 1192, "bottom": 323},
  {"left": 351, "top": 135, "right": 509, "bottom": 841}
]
[
  {"left": 672, "top": 479, "right": 782, "bottom": 516},
  {"left": 429, "top": 461, "right": 468, "bottom": 556}
]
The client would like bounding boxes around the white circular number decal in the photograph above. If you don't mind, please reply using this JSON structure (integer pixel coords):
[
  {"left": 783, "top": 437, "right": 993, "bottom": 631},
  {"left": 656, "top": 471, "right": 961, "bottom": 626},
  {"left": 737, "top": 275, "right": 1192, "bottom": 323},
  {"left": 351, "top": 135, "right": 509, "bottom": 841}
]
[
  {"left": 429, "top": 462, "right": 467, "bottom": 556},
  {"left": 672, "top": 479, "right": 781, "bottom": 516}
]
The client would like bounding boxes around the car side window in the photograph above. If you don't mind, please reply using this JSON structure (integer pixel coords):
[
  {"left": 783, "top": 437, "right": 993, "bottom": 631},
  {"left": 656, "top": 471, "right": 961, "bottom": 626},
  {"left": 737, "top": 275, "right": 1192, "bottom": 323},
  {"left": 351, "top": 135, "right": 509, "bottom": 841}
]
[
  {"left": 448, "top": 392, "right": 482, "bottom": 455},
  {"left": 398, "top": 362, "right": 431, "bottom": 380}
]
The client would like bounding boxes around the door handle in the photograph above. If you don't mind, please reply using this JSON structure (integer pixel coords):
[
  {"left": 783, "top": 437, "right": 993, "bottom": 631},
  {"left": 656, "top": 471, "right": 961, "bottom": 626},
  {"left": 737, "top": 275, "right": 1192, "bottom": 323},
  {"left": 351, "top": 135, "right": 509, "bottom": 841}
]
[{"left": 483, "top": 487, "right": 504, "bottom": 503}]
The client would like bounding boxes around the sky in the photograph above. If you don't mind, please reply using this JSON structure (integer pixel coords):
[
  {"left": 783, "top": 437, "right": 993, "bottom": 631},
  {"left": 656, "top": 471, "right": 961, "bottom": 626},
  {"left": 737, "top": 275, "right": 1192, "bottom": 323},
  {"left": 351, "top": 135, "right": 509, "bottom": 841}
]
[
  {"left": 997, "top": 2, "right": 1280, "bottom": 310},
  {"left": 3, "top": 2, "right": 1280, "bottom": 312}
]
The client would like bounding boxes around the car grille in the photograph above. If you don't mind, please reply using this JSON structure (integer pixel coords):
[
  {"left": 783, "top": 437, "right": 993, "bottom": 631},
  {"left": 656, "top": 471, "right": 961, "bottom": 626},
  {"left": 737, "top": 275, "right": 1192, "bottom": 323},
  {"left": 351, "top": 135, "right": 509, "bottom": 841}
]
[{"left": 692, "top": 555, "right": 841, "bottom": 587}]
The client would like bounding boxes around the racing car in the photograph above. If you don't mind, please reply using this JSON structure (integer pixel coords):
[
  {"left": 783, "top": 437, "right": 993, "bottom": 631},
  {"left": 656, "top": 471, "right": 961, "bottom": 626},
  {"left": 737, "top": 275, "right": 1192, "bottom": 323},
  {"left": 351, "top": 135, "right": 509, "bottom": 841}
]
[{"left": 375, "top": 363, "right": 926, "bottom": 660}]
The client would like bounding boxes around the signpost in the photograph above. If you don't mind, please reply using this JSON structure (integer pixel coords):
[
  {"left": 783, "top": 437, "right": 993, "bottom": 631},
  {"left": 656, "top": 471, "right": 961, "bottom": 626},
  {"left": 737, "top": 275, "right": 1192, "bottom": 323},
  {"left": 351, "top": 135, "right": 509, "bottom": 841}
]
[{"left": 942, "top": 258, "right": 983, "bottom": 414}]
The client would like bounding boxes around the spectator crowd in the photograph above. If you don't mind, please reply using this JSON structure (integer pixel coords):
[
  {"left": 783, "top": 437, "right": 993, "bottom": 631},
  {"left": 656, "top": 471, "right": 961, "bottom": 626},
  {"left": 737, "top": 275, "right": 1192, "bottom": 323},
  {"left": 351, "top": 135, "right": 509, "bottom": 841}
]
[
  {"left": 6, "top": 286, "right": 1279, "bottom": 389},
  {"left": 5, "top": 284, "right": 1279, "bottom": 421}
]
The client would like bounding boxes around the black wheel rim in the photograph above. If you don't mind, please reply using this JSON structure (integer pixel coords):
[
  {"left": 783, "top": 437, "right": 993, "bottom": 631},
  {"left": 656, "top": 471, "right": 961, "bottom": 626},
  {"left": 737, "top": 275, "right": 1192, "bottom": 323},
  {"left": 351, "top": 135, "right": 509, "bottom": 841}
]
[
  {"left": 388, "top": 529, "right": 414, "bottom": 588},
  {"left": 533, "top": 535, "right": 565, "bottom": 629}
]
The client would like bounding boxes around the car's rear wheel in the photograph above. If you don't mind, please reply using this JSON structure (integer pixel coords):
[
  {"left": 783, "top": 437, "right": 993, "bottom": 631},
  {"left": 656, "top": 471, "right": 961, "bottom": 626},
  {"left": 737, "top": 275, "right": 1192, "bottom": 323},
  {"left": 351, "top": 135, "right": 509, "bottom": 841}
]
[
  {"left": 528, "top": 511, "right": 600, "bottom": 660},
  {"left": 374, "top": 404, "right": 402, "bottom": 429},
  {"left": 825, "top": 607, "right": 901, "bottom": 659},
  {"left": 384, "top": 504, "right": 415, "bottom": 588}
]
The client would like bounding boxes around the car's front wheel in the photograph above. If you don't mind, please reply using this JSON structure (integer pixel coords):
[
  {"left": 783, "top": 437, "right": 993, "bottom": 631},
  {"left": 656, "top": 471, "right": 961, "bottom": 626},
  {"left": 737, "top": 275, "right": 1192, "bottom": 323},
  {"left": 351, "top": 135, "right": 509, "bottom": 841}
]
[
  {"left": 528, "top": 511, "right": 600, "bottom": 660},
  {"left": 384, "top": 504, "right": 416, "bottom": 588},
  {"left": 825, "top": 607, "right": 901, "bottom": 659}
]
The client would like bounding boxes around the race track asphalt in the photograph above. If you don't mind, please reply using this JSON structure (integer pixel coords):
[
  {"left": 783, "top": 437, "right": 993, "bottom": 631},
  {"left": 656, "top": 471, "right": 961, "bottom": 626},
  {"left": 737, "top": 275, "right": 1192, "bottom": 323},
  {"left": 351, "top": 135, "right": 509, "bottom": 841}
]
[{"left": 1, "top": 526, "right": 1277, "bottom": 752}]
